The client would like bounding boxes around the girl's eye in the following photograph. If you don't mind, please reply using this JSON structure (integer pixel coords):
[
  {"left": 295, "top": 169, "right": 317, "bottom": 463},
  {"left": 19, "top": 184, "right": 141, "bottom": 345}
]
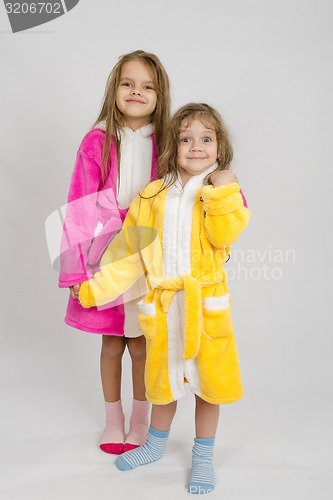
[
  {"left": 144, "top": 85, "right": 154, "bottom": 91},
  {"left": 121, "top": 82, "right": 131, "bottom": 87},
  {"left": 203, "top": 137, "right": 212, "bottom": 142},
  {"left": 180, "top": 138, "right": 190, "bottom": 143}
]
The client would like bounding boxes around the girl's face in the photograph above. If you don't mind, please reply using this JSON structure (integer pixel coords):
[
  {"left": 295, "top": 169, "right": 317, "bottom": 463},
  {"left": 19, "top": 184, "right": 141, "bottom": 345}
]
[
  {"left": 178, "top": 118, "right": 218, "bottom": 184},
  {"left": 116, "top": 60, "right": 157, "bottom": 130}
]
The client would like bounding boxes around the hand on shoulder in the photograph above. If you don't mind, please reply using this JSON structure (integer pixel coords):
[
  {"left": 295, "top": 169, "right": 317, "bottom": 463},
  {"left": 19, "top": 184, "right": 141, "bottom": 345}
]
[{"left": 209, "top": 170, "right": 238, "bottom": 187}]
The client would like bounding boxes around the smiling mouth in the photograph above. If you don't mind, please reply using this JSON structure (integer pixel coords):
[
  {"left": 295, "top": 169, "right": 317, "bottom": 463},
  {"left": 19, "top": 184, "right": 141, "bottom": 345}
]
[
  {"left": 126, "top": 99, "right": 145, "bottom": 104},
  {"left": 187, "top": 157, "right": 207, "bottom": 160}
]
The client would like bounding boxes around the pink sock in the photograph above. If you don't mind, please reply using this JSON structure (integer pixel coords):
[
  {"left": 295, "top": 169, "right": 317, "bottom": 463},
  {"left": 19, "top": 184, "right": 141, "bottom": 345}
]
[
  {"left": 99, "top": 400, "right": 125, "bottom": 454},
  {"left": 124, "top": 399, "right": 150, "bottom": 452}
]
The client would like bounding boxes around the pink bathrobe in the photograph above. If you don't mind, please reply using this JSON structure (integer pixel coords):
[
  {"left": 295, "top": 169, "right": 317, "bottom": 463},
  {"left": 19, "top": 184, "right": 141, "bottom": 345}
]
[{"left": 58, "top": 127, "right": 157, "bottom": 335}]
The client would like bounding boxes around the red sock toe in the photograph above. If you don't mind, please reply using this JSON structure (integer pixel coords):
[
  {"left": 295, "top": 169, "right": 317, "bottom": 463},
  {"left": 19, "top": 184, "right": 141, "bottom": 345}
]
[{"left": 100, "top": 443, "right": 124, "bottom": 455}]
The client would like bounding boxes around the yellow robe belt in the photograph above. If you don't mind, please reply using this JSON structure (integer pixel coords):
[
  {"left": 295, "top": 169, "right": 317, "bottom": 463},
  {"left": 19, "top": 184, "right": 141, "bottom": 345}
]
[{"left": 149, "top": 271, "right": 224, "bottom": 360}]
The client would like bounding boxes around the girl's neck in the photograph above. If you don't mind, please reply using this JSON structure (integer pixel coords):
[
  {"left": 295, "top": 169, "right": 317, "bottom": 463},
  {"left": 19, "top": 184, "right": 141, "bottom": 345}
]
[
  {"left": 122, "top": 117, "right": 152, "bottom": 132},
  {"left": 179, "top": 170, "right": 190, "bottom": 187},
  {"left": 179, "top": 162, "right": 218, "bottom": 187}
]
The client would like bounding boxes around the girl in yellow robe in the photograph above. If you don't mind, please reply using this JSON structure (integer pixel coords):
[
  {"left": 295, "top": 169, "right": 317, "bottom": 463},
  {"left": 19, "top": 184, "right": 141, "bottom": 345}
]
[{"left": 79, "top": 103, "right": 251, "bottom": 494}]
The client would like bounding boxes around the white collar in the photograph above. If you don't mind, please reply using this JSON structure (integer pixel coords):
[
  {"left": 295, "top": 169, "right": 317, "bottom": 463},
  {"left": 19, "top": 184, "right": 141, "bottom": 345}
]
[
  {"left": 121, "top": 123, "right": 154, "bottom": 138},
  {"left": 94, "top": 120, "right": 106, "bottom": 131},
  {"left": 94, "top": 121, "right": 153, "bottom": 138},
  {"left": 173, "top": 162, "right": 218, "bottom": 192}
]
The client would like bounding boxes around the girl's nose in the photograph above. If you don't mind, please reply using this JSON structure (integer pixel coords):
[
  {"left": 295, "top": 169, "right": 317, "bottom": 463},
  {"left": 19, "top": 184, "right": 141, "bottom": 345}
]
[
  {"left": 131, "top": 88, "right": 142, "bottom": 96},
  {"left": 190, "top": 141, "right": 203, "bottom": 151}
]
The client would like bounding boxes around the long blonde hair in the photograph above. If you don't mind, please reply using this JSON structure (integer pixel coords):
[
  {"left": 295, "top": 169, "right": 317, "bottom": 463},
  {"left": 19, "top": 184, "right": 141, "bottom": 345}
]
[
  {"left": 93, "top": 50, "right": 171, "bottom": 183},
  {"left": 158, "top": 103, "right": 233, "bottom": 185}
]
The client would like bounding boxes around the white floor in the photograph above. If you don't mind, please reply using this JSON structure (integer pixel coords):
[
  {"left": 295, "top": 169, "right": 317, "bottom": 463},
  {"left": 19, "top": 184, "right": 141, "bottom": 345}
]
[{"left": 1, "top": 353, "right": 332, "bottom": 500}]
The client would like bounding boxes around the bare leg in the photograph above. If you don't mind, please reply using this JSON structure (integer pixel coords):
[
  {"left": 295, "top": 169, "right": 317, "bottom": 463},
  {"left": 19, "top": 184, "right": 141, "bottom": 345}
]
[
  {"left": 100, "top": 335, "right": 126, "bottom": 402},
  {"left": 194, "top": 395, "right": 220, "bottom": 438},
  {"left": 151, "top": 401, "right": 178, "bottom": 431},
  {"left": 126, "top": 336, "right": 147, "bottom": 401}
]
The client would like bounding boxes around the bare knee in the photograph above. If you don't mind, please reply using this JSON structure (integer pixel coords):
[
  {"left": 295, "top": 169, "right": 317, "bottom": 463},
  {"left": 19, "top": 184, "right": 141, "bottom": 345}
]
[
  {"left": 101, "top": 335, "right": 126, "bottom": 361},
  {"left": 127, "top": 336, "right": 146, "bottom": 362}
]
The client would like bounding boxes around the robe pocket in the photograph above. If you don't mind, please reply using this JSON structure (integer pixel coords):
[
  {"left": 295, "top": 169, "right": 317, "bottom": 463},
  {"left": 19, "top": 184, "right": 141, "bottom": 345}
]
[
  {"left": 203, "top": 294, "right": 233, "bottom": 339},
  {"left": 138, "top": 301, "right": 157, "bottom": 340}
]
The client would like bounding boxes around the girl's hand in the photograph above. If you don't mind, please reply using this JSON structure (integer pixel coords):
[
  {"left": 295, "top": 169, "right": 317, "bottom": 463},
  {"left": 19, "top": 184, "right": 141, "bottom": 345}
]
[
  {"left": 209, "top": 170, "right": 238, "bottom": 187},
  {"left": 70, "top": 284, "right": 80, "bottom": 299}
]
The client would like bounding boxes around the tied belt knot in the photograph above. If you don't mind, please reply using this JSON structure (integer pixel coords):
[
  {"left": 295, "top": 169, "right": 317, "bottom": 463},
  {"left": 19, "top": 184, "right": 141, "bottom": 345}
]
[{"left": 149, "top": 271, "right": 224, "bottom": 360}]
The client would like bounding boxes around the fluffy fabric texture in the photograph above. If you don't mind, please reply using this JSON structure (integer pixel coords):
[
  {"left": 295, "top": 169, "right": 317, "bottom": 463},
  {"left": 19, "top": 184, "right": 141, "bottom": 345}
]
[
  {"left": 117, "top": 124, "right": 154, "bottom": 208},
  {"left": 124, "top": 399, "right": 150, "bottom": 449},
  {"left": 79, "top": 178, "right": 251, "bottom": 404},
  {"left": 187, "top": 437, "right": 215, "bottom": 494},
  {"left": 201, "top": 183, "right": 251, "bottom": 247},
  {"left": 99, "top": 400, "right": 125, "bottom": 455},
  {"left": 116, "top": 426, "right": 169, "bottom": 471},
  {"left": 58, "top": 127, "right": 157, "bottom": 334}
]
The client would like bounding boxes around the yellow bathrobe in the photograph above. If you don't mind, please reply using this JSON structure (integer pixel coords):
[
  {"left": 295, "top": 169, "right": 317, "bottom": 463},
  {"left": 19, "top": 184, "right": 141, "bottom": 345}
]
[{"left": 79, "top": 170, "right": 251, "bottom": 405}]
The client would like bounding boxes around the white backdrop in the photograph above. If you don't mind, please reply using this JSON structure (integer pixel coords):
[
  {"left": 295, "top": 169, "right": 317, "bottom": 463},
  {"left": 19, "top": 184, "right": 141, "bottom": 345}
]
[{"left": 1, "top": 1, "right": 332, "bottom": 499}]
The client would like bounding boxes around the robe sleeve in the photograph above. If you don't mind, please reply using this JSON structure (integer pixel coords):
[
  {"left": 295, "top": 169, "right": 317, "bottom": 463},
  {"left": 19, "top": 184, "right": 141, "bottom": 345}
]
[
  {"left": 201, "top": 182, "right": 251, "bottom": 248},
  {"left": 78, "top": 195, "right": 162, "bottom": 308},
  {"left": 58, "top": 148, "right": 102, "bottom": 288},
  {"left": 78, "top": 198, "right": 142, "bottom": 307}
]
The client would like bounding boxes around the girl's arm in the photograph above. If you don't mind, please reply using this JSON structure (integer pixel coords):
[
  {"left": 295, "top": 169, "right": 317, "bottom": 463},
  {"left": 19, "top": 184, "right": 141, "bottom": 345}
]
[
  {"left": 78, "top": 227, "right": 144, "bottom": 308},
  {"left": 78, "top": 198, "right": 161, "bottom": 308},
  {"left": 201, "top": 181, "right": 251, "bottom": 248},
  {"left": 58, "top": 132, "right": 104, "bottom": 288}
]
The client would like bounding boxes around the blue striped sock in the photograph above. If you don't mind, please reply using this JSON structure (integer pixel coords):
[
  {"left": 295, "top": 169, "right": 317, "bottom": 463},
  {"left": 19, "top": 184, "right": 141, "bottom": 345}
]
[
  {"left": 115, "top": 426, "right": 169, "bottom": 471},
  {"left": 187, "top": 437, "right": 215, "bottom": 494}
]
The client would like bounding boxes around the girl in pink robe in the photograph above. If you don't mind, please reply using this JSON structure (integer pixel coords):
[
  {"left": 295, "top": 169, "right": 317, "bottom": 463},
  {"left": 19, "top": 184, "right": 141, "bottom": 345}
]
[{"left": 59, "top": 50, "right": 171, "bottom": 454}]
